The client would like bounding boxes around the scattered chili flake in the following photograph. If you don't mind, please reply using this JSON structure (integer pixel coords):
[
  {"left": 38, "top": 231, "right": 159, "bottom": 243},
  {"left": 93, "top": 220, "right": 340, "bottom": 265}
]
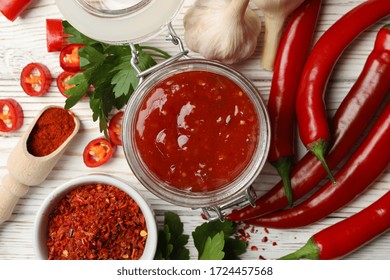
[
  {"left": 251, "top": 245, "right": 258, "bottom": 251},
  {"left": 261, "top": 236, "right": 268, "bottom": 243},
  {"left": 259, "top": 255, "right": 266, "bottom": 260},
  {"left": 264, "top": 227, "right": 269, "bottom": 234},
  {"left": 272, "top": 242, "right": 278, "bottom": 246},
  {"left": 47, "top": 184, "right": 147, "bottom": 260},
  {"left": 250, "top": 225, "right": 257, "bottom": 234}
]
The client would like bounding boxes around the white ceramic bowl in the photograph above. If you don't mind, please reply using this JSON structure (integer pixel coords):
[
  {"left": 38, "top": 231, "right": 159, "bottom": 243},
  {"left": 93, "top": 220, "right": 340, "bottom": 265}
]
[{"left": 33, "top": 174, "right": 157, "bottom": 260}]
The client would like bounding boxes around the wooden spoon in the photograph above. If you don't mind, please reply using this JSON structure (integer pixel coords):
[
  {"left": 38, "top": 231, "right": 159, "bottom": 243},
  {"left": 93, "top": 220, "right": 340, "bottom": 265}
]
[{"left": 0, "top": 106, "right": 80, "bottom": 224}]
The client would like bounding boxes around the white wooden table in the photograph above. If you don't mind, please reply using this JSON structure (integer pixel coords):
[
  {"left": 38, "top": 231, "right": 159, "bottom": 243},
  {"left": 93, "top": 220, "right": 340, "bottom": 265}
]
[{"left": 1, "top": 0, "right": 390, "bottom": 260}]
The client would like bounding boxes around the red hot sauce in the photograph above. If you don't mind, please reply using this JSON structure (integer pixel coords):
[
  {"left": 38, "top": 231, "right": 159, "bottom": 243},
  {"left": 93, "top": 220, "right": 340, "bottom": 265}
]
[{"left": 135, "top": 71, "right": 259, "bottom": 192}]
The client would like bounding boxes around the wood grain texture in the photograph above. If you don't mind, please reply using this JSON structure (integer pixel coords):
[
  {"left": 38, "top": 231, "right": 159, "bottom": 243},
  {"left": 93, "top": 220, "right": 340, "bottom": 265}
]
[{"left": 1, "top": 0, "right": 390, "bottom": 260}]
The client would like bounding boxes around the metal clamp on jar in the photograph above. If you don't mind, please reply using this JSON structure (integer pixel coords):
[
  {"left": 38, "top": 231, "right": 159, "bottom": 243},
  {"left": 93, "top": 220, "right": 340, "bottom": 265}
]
[{"left": 55, "top": 0, "right": 270, "bottom": 221}]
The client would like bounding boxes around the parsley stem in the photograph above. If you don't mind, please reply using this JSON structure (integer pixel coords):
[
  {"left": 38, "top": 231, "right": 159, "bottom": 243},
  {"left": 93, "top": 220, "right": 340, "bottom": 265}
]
[
  {"left": 147, "top": 53, "right": 172, "bottom": 59},
  {"left": 141, "top": 46, "right": 171, "bottom": 59}
]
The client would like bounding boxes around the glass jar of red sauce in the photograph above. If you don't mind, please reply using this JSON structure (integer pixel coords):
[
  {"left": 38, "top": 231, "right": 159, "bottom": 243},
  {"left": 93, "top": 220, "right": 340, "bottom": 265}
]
[
  {"left": 55, "top": 0, "right": 270, "bottom": 219},
  {"left": 123, "top": 59, "right": 270, "bottom": 219}
]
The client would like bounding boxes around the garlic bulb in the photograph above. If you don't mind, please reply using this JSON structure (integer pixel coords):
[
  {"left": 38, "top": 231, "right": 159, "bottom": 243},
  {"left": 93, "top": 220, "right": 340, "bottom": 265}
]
[
  {"left": 183, "top": 0, "right": 262, "bottom": 65},
  {"left": 254, "top": 0, "right": 304, "bottom": 71}
]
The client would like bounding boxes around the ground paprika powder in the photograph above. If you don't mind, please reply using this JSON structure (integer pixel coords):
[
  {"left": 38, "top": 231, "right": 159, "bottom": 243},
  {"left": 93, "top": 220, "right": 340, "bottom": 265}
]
[{"left": 27, "top": 107, "right": 75, "bottom": 157}]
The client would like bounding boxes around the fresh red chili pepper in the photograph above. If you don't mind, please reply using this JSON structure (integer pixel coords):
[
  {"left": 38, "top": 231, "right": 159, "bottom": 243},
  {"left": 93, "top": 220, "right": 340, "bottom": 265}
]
[
  {"left": 246, "top": 99, "right": 390, "bottom": 229},
  {"left": 59, "top": 44, "right": 83, "bottom": 72},
  {"left": 83, "top": 138, "right": 116, "bottom": 168},
  {"left": 57, "top": 71, "right": 76, "bottom": 98},
  {"left": 280, "top": 190, "right": 390, "bottom": 260},
  {"left": 0, "top": 98, "right": 24, "bottom": 132},
  {"left": 20, "top": 63, "right": 52, "bottom": 96},
  {"left": 227, "top": 24, "right": 390, "bottom": 221},
  {"left": 108, "top": 111, "right": 123, "bottom": 146},
  {"left": 46, "top": 19, "right": 66, "bottom": 52},
  {"left": 0, "top": 0, "right": 33, "bottom": 22},
  {"left": 267, "top": 0, "right": 322, "bottom": 207},
  {"left": 295, "top": 0, "right": 390, "bottom": 183}
]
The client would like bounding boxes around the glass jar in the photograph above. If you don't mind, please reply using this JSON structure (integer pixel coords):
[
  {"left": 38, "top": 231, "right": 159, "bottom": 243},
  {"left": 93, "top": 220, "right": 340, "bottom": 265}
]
[
  {"left": 122, "top": 59, "right": 270, "bottom": 219},
  {"left": 55, "top": 0, "right": 271, "bottom": 219},
  {"left": 55, "top": 0, "right": 183, "bottom": 44}
]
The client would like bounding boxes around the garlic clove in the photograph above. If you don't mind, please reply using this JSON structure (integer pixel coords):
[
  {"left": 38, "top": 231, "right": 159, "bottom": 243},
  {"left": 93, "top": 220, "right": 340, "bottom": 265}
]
[
  {"left": 254, "top": 0, "right": 305, "bottom": 71},
  {"left": 183, "top": 0, "right": 262, "bottom": 65}
]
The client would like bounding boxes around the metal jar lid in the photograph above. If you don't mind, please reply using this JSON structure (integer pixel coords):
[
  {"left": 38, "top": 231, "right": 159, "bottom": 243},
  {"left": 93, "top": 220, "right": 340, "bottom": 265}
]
[{"left": 55, "top": 0, "right": 184, "bottom": 44}]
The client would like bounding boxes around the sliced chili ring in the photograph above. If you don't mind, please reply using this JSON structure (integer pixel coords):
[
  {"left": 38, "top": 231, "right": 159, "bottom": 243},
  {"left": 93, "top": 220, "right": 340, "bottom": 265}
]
[
  {"left": 83, "top": 137, "right": 116, "bottom": 168},
  {"left": 46, "top": 19, "right": 66, "bottom": 52},
  {"left": 0, "top": 98, "right": 24, "bottom": 132},
  {"left": 57, "top": 71, "right": 76, "bottom": 98},
  {"left": 59, "top": 44, "right": 84, "bottom": 72},
  {"left": 108, "top": 111, "right": 124, "bottom": 146},
  {"left": 20, "top": 63, "right": 52, "bottom": 96}
]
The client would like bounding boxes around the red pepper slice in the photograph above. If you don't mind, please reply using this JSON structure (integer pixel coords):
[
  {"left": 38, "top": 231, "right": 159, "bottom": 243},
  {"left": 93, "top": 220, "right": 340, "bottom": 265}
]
[
  {"left": 0, "top": 98, "right": 24, "bottom": 132},
  {"left": 83, "top": 138, "right": 116, "bottom": 168},
  {"left": 59, "top": 44, "right": 83, "bottom": 72},
  {"left": 108, "top": 111, "right": 123, "bottom": 146},
  {"left": 46, "top": 19, "right": 66, "bottom": 52},
  {"left": 0, "top": 0, "right": 33, "bottom": 22},
  {"left": 56, "top": 71, "right": 76, "bottom": 98},
  {"left": 20, "top": 63, "right": 52, "bottom": 96}
]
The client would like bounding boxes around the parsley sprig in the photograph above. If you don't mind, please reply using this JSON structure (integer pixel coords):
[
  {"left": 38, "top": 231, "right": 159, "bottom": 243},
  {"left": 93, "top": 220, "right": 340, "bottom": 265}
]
[
  {"left": 155, "top": 211, "right": 246, "bottom": 260},
  {"left": 62, "top": 21, "right": 170, "bottom": 134}
]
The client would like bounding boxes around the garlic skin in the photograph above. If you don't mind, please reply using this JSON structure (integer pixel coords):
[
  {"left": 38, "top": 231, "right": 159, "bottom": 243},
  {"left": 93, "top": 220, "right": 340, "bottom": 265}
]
[
  {"left": 183, "top": 0, "right": 262, "bottom": 65},
  {"left": 253, "top": 0, "right": 304, "bottom": 71}
]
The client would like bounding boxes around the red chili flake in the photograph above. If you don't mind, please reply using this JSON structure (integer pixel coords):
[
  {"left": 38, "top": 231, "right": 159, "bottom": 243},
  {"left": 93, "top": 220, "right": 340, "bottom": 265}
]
[
  {"left": 261, "top": 236, "right": 268, "bottom": 243},
  {"left": 259, "top": 255, "right": 266, "bottom": 260},
  {"left": 47, "top": 184, "right": 147, "bottom": 260},
  {"left": 200, "top": 213, "right": 207, "bottom": 220},
  {"left": 251, "top": 246, "right": 258, "bottom": 251},
  {"left": 264, "top": 227, "right": 269, "bottom": 234},
  {"left": 272, "top": 242, "right": 278, "bottom": 246},
  {"left": 250, "top": 225, "right": 257, "bottom": 234}
]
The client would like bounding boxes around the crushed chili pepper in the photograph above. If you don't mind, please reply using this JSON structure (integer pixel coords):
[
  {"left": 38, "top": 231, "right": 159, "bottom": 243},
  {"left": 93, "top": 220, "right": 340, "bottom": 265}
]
[
  {"left": 47, "top": 184, "right": 147, "bottom": 260},
  {"left": 27, "top": 107, "right": 75, "bottom": 157}
]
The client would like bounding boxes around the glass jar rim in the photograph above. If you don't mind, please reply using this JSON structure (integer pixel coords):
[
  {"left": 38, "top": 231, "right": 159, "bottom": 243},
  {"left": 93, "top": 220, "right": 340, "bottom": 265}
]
[
  {"left": 73, "top": 0, "right": 153, "bottom": 18},
  {"left": 55, "top": 0, "right": 183, "bottom": 44},
  {"left": 122, "top": 59, "right": 270, "bottom": 209}
]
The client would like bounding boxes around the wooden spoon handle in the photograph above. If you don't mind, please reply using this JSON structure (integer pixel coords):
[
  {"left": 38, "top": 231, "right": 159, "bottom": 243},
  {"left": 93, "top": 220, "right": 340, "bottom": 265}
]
[{"left": 0, "top": 174, "right": 29, "bottom": 225}]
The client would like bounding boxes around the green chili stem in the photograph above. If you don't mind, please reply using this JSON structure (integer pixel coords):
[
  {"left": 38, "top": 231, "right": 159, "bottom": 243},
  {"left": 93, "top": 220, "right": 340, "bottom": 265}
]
[
  {"left": 309, "top": 139, "right": 336, "bottom": 184},
  {"left": 272, "top": 157, "right": 294, "bottom": 207},
  {"left": 278, "top": 238, "right": 320, "bottom": 260}
]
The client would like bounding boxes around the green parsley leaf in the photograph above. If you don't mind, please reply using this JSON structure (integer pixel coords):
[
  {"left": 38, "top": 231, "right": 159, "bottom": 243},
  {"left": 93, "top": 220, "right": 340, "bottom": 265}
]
[
  {"left": 199, "top": 231, "right": 225, "bottom": 260},
  {"left": 62, "top": 21, "right": 167, "bottom": 134},
  {"left": 64, "top": 72, "right": 90, "bottom": 109},
  {"left": 192, "top": 220, "right": 246, "bottom": 260},
  {"left": 154, "top": 212, "right": 190, "bottom": 260},
  {"left": 224, "top": 237, "right": 247, "bottom": 260},
  {"left": 62, "top": 21, "right": 98, "bottom": 45},
  {"left": 78, "top": 45, "right": 106, "bottom": 69},
  {"left": 111, "top": 64, "right": 138, "bottom": 98}
]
